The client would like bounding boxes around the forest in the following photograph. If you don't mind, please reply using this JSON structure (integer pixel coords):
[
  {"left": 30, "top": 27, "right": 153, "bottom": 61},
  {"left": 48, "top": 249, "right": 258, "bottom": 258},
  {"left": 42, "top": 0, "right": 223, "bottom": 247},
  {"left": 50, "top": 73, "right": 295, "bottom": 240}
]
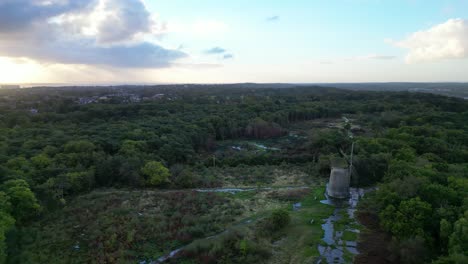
[{"left": 0, "top": 85, "right": 467, "bottom": 263}]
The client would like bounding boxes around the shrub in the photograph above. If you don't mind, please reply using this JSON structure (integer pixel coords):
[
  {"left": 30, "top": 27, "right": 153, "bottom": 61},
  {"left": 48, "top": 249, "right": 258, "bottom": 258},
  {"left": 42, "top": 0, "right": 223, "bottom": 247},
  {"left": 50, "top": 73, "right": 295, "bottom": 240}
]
[{"left": 270, "top": 209, "right": 290, "bottom": 230}]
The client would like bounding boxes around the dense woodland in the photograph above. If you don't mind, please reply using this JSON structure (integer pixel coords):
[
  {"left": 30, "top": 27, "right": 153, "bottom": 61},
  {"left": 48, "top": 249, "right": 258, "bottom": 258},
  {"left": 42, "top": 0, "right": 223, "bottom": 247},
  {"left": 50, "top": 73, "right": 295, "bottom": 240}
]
[{"left": 0, "top": 85, "right": 467, "bottom": 263}]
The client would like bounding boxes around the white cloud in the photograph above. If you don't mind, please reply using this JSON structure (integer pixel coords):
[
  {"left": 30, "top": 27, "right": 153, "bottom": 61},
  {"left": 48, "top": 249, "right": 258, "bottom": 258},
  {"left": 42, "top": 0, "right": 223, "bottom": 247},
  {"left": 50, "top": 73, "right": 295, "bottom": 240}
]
[
  {"left": 396, "top": 18, "right": 468, "bottom": 63},
  {"left": 341, "top": 54, "right": 397, "bottom": 61},
  {"left": 46, "top": 0, "right": 166, "bottom": 45},
  {"left": 0, "top": 0, "right": 185, "bottom": 68},
  {"left": 320, "top": 60, "right": 333, "bottom": 65},
  {"left": 365, "top": 54, "right": 397, "bottom": 60},
  {"left": 168, "top": 19, "right": 228, "bottom": 36}
]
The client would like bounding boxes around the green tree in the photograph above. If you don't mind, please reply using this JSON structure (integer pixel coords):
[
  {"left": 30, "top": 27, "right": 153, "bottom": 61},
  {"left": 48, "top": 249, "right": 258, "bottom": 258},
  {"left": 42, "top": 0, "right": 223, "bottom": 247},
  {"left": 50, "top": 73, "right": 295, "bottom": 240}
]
[
  {"left": 30, "top": 153, "right": 51, "bottom": 169},
  {"left": 1, "top": 179, "right": 41, "bottom": 223},
  {"left": 0, "top": 210, "right": 14, "bottom": 264},
  {"left": 63, "top": 140, "right": 95, "bottom": 153},
  {"left": 141, "top": 161, "right": 170, "bottom": 186},
  {"left": 0, "top": 191, "right": 14, "bottom": 263},
  {"left": 380, "top": 197, "right": 432, "bottom": 239},
  {"left": 440, "top": 219, "right": 452, "bottom": 253},
  {"left": 0, "top": 192, "right": 11, "bottom": 213},
  {"left": 395, "top": 147, "right": 416, "bottom": 162},
  {"left": 448, "top": 211, "right": 468, "bottom": 256}
]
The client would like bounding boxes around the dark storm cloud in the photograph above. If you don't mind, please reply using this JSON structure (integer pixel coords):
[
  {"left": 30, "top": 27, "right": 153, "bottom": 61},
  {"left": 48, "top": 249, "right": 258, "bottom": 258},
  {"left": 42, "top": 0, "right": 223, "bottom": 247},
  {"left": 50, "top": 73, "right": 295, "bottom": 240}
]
[{"left": 0, "top": 0, "right": 186, "bottom": 68}]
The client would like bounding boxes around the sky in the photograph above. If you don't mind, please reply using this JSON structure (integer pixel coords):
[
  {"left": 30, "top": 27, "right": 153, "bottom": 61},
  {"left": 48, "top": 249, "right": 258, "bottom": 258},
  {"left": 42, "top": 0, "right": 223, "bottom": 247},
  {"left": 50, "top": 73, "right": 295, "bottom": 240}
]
[{"left": 0, "top": 0, "right": 468, "bottom": 84}]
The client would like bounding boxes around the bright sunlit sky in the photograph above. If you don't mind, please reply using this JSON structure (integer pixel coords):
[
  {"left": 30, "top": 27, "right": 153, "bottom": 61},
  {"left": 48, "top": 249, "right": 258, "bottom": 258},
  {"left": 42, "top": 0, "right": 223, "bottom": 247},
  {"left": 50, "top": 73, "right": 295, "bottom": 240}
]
[{"left": 0, "top": 0, "right": 468, "bottom": 84}]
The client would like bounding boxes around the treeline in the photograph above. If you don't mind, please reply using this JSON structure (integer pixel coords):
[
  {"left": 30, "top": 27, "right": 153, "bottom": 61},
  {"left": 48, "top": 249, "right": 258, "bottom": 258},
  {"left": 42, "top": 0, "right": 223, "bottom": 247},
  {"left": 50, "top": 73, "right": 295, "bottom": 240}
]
[{"left": 356, "top": 113, "right": 468, "bottom": 262}]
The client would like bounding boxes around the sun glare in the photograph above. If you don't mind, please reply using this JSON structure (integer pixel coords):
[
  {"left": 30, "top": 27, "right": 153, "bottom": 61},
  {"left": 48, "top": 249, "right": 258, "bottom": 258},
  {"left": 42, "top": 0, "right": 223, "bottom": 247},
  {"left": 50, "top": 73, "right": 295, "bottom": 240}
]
[{"left": 0, "top": 57, "right": 43, "bottom": 84}]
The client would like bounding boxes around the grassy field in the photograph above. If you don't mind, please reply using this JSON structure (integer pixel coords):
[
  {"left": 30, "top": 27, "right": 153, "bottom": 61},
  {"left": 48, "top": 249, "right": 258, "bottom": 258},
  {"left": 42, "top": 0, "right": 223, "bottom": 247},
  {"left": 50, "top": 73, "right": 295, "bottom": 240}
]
[
  {"left": 268, "top": 186, "right": 334, "bottom": 264},
  {"left": 12, "top": 182, "right": 339, "bottom": 263},
  {"left": 193, "top": 164, "right": 315, "bottom": 187},
  {"left": 12, "top": 189, "right": 246, "bottom": 263}
]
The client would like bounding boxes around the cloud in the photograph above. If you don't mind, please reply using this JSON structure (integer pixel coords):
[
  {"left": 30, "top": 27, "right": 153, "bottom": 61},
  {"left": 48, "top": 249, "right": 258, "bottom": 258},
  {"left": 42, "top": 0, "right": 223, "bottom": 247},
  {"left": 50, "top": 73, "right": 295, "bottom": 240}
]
[
  {"left": 205, "top": 47, "right": 226, "bottom": 54},
  {"left": 341, "top": 54, "right": 397, "bottom": 61},
  {"left": 2, "top": 41, "right": 185, "bottom": 68},
  {"left": 0, "top": 0, "right": 96, "bottom": 32},
  {"left": 266, "top": 15, "right": 280, "bottom": 22},
  {"left": 395, "top": 18, "right": 468, "bottom": 63},
  {"left": 366, "top": 55, "right": 397, "bottom": 60},
  {"left": 319, "top": 60, "right": 333, "bottom": 65},
  {"left": 0, "top": 0, "right": 185, "bottom": 68},
  {"left": 203, "top": 47, "right": 233, "bottom": 60},
  {"left": 89, "top": 0, "right": 154, "bottom": 44}
]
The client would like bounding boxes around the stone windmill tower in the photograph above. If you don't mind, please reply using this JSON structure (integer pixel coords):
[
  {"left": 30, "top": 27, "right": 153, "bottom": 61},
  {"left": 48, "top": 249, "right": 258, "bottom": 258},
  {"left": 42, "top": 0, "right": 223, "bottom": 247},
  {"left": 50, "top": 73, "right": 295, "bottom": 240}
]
[
  {"left": 327, "top": 170, "right": 349, "bottom": 198},
  {"left": 326, "top": 117, "right": 354, "bottom": 199}
]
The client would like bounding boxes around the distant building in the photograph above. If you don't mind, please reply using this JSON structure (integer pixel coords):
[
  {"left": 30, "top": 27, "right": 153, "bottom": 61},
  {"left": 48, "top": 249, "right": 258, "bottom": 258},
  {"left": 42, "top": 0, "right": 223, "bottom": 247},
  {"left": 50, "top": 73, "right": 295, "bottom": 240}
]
[
  {"left": 152, "top": 94, "right": 165, "bottom": 99},
  {"left": 77, "top": 97, "right": 97, "bottom": 105},
  {"left": 129, "top": 95, "right": 141, "bottom": 103}
]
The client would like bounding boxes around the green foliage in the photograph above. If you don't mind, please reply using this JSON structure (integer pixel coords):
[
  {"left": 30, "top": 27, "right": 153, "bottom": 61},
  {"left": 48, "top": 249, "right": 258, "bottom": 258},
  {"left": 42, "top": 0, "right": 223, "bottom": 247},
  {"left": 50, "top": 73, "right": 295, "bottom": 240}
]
[
  {"left": 239, "top": 239, "right": 248, "bottom": 256},
  {"left": 269, "top": 209, "right": 291, "bottom": 231},
  {"left": 62, "top": 170, "right": 95, "bottom": 193},
  {"left": 63, "top": 140, "right": 95, "bottom": 153},
  {"left": 0, "top": 191, "right": 15, "bottom": 263},
  {"left": 380, "top": 197, "right": 432, "bottom": 240},
  {"left": 395, "top": 147, "right": 416, "bottom": 162},
  {"left": 1, "top": 180, "right": 40, "bottom": 223},
  {"left": 0, "top": 210, "right": 15, "bottom": 264},
  {"left": 433, "top": 253, "right": 468, "bottom": 264},
  {"left": 141, "top": 161, "right": 170, "bottom": 186},
  {"left": 184, "top": 227, "right": 270, "bottom": 263},
  {"left": 12, "top": 190, "right": 244, "bottom": 263},
  {"left": 0, "top": 192, "right": 11, "bottom": 213},
  {"left": 448, "top": 211, "right": 468, "bottom": 256},
  {"left": 440, "top": 219, "right": 452, "bottom": 252}
]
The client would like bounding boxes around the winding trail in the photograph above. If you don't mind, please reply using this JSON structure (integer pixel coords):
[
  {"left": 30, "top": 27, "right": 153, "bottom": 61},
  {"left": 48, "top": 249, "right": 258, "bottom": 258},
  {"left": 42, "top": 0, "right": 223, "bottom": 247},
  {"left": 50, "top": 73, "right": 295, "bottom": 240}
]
[{"left": 195, "top": 185, "right": 309, "bottom": 194}]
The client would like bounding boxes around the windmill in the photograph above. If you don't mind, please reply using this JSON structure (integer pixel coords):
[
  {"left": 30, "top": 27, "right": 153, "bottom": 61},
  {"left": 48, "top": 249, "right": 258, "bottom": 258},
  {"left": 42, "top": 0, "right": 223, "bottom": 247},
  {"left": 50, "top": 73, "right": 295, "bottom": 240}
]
[{"left": 326, "top": 116, "right": 357, "bottom": 198}]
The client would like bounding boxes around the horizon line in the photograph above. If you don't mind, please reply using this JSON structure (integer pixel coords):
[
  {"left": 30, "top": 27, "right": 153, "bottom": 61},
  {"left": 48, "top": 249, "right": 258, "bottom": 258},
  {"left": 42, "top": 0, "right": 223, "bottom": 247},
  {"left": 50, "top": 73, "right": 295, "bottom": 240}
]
[{"left": 2, "top": 81, "right": 468, "bottom": 88}]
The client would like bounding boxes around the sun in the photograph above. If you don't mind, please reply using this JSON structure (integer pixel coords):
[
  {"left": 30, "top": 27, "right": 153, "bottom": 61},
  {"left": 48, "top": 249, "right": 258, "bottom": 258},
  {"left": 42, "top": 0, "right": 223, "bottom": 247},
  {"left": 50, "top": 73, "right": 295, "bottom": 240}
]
[{"left": 0, "top": 57, "right": 44, "bottom": 84}]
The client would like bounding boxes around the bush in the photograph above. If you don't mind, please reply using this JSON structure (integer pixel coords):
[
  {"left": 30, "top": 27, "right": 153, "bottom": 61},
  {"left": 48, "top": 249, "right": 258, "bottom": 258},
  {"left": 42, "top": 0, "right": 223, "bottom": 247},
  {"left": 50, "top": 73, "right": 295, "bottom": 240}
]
[
  {"left": 141, "top": 161, "right": 170, "bottom": 186},
  {"left": 258, "top": 209, "right": 291, "bottom": 236},
  {"left": 270, "top": 209, "right": 290, "bottom": 230}
]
